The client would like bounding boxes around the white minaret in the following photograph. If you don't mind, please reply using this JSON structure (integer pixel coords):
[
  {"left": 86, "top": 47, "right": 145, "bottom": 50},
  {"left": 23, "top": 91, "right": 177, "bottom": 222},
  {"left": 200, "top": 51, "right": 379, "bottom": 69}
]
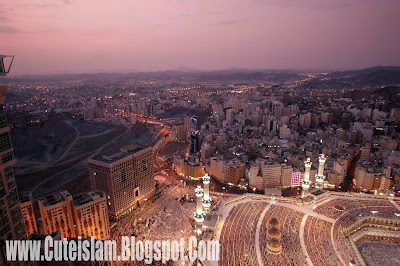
[
  {"left": 315, "top": 154, "right": 327, "bottom": 188},
  {"left": 194, "top": 185, "right": 205, "bottom": 223},
  {"left": 202, "top": 173, "right": 212, "bottom": 209},
  {"left": 301, "top": 158, "right": 312, "bottom": 198}
]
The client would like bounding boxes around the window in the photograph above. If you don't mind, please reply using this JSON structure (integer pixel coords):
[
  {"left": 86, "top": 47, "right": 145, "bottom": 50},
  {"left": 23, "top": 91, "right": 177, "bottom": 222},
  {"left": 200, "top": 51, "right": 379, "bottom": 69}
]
[
  {"left": 4, "top": 166, "right": 14, "bottom": 189},
  {"left": 0, "top": 132, "right": 11, "bottom": 152},
  {"left": 121, "top": 169, "right": 126, "bottom": 183},
  {"left": 0, "top": 177, "right": 5, "bottom": 198},
  {"left": 0, "top": 105, "right": 7, "bottom": 128},
  {"left": 7, "top": 189, "right": 19, "bottom": 209},
  {"left": 2, "top": 151, "right": 14, "bottom": 164},
  {"left": 11, "top": 207, "right": 23, "bottom": 224}
]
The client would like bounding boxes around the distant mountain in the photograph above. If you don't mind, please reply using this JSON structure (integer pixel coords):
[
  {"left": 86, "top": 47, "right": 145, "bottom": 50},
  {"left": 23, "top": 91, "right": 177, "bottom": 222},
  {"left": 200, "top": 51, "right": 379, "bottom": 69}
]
[
  {"left": 350, "top": 66, "right": 400, "bottom": 75},
  {"left": 326, "top": 66, "right": 400, "bottom": 86},
  {"left": 169, "top": 66, "right": 204, "bottom": 72},
  {"left": 11, "top": 72, "right": 136, "bottom": 81},
  {"left": 343, "top": 85, "right": 400, "bottom": 100},
  {"left": 360, "top": 70, "right": 400, "bottom": 84},
  {"left": 7, "top": 65, "right": 400, "bottom": 83}
]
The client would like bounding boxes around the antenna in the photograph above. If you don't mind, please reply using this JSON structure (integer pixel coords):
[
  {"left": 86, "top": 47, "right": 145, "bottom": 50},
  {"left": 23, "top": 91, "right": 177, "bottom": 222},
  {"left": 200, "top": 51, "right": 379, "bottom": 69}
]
[{"left": 0, "top": 55, "right": 15, "bottom": 76}]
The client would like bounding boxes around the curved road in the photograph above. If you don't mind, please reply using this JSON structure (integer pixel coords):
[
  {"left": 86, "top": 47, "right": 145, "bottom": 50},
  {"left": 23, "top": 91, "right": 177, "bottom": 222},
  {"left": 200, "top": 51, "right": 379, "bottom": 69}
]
[{"left": 30, "top": 124, "right": 131, "bottom": 197}]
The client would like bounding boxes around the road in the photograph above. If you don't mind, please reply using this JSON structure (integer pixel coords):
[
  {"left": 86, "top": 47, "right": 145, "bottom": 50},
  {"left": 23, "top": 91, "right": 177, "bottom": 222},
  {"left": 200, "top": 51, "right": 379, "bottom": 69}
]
[
  {"left": 340, "top": 149, "right": 361, "bottom": 192},
  {"left": 30, "top": 124, "right": 131, "bottom": 197}
]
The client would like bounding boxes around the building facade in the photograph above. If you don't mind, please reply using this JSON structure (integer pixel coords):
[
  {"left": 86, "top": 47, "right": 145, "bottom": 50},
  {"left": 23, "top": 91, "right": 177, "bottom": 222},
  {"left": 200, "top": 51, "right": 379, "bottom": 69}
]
[
  {"left": 38, "top": 190, "right": 110, "bottom": 240},
  {"left": 88, "top": 145, "right": 155, "bottom": 219},
  {"left": 0, "top": 86, "right": 26, "bottom": 264},
  {"left": 20, "top": 192, "right": 38, "bottom": 236}
]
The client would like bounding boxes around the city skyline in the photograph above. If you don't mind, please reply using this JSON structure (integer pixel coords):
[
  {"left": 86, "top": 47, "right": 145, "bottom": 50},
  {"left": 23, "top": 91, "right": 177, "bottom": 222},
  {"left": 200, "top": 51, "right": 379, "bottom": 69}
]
[
  {"left": 1, "top": 0, "right": 400, "bottom": 75},
  {"left": 1, "top": 1, "right": 400, "bottom": 265}
]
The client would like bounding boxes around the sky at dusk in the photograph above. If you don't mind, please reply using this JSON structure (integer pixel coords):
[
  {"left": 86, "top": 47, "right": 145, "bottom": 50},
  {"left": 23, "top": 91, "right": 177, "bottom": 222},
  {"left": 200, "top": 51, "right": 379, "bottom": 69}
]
[{"left": 1, "top": 0, "right": 400, "bottom": 75}]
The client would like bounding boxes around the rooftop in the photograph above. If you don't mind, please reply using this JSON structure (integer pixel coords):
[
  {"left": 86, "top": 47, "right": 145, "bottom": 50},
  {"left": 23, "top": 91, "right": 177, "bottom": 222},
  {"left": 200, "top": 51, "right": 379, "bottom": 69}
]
[
  {"left": 39, "top": 191, "right": 71, "bottom": 207},
  {"left": 73, "top": 191, "right": 104, "bottom": 206},
  {"left": 91, "top": 145, "right": 147, "bottom": 164}
]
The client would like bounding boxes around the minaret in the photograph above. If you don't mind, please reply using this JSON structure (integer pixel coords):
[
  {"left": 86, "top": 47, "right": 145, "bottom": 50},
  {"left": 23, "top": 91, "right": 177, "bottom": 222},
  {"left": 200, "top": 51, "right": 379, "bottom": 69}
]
[
  {"left": 194, "top": 185, "right": 205, "bottom": 225},
  {"left": 315, "top": 154, "right": 327, "bottom": 188},
  {"left": 202, "top": 173, "right": 212, "bottom": 209},
  {"left": 301, "top": 158, "right": 312, "bottom": 198}
]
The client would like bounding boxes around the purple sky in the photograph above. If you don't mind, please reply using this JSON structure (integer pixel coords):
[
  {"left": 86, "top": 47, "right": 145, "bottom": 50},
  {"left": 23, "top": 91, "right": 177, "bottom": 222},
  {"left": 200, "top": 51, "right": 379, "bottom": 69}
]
[{"left": 1, "top": 0, "right": 400, "bottom": 75}]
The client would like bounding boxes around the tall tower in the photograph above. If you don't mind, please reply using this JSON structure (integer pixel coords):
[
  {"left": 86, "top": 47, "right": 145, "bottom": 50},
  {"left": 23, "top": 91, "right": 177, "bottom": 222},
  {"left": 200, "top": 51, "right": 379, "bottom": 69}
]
[
  {"left": 315, "top": 154, "right": 327, "bottom": 188},
  {"left": 301, "top": 158, "right": 312, "bottom": 198},
  {"left": 193, "top": 185, "right": 205, "bottom": 234},
  {"left": 190, "top": 131, "right": 200, "bottom": 154},
  {"left": 226, "top": 109, "right": 235, "bottom": 125},
  {"left": 202, "top": 173, "right": 212, "bottom": 210},
  {"left": 0, "top": 55, "right": 27, "bottom": 264}
]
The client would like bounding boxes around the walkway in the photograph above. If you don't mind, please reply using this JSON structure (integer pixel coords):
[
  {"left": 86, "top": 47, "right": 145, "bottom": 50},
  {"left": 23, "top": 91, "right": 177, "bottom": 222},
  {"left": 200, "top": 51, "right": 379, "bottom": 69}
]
[
  {"left": 255, "top": 203, "right": 271, "bottom": 266},
  {"left": 390, "top": 199, "right": 400, "bottom": 212},
  {"left": 299, "top": 214, "right": 314, "bottom": 266}
]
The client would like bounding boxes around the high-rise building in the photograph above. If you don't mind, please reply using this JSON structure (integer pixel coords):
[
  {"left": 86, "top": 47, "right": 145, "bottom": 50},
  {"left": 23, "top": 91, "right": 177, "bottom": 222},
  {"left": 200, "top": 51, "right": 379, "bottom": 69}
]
[
  {"left": 226, "top": 109, "right": 235, "bottom": 125},
  {"left": 72, "top": 191, "right": 110, "bottom": 240},
  {"left": 172, "top": 152, "right": 205, "bottom": 180},
  {"left": 20, "top": 192, "right": 38, "bottom": 236},
  {"left": 38, "top": 190, "right": 110, "bottom": 240},
  {"left": 206, "top": 157, "right": 245, "bottom": 185},
  {"left": 38, "top": 190, "right": 76, "bottom": 239},
  {"left": 262, "top": 164, "right": 282, "bottom": 189},
  {"left": 224, "top": 159, "right": 246, "bottom": 184},
  {"left": 249, "top": 164, "right": 263, "bottom": 190},
  {"left": 0, "top": 85, "right": 27, "bottom": 264},
  {"left": 190, "top": 131, "right": 200, "bottom": 154},
  {"left": 280, "top": 164, "right": 293, "bottom": 187},
  {"left": 88, "top": 145, "right": 155, "bottom": 219}
]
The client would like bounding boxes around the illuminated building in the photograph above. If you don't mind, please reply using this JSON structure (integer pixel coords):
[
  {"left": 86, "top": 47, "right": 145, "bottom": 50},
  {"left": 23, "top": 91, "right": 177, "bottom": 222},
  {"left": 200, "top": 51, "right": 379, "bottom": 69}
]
[
  {"left": 20, "top": 192, "right": 38, "bottom": 236},
  {"left": 262, "top": 163, "right": 282, "bottom": 189},
  {"left": 173, "top": 152, "right": 205, "bottom": 180},
  {"left": 72, "top": 191, "right": 110, "bottom": 240},
  {"left": 38, "top": 191, "right": 76, "bottom": 239},
  {"left": 38, "top": 190, "right": 110, "bottom": 240},
  {"left": 207, "top": 157, "right": 245, "bottom": 185},
  {"left": 88, "top": 145, "right": 155, "bottom": 219}
]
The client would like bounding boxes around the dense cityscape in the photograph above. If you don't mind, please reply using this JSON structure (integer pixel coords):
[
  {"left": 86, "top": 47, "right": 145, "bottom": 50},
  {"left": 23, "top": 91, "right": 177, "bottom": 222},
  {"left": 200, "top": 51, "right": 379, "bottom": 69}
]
[
  {"left": 1, "top": 0, "right": 400, "bottom": 265},
  {"left": 0, "top": 64, "right": 400, "bottom": 265}
]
